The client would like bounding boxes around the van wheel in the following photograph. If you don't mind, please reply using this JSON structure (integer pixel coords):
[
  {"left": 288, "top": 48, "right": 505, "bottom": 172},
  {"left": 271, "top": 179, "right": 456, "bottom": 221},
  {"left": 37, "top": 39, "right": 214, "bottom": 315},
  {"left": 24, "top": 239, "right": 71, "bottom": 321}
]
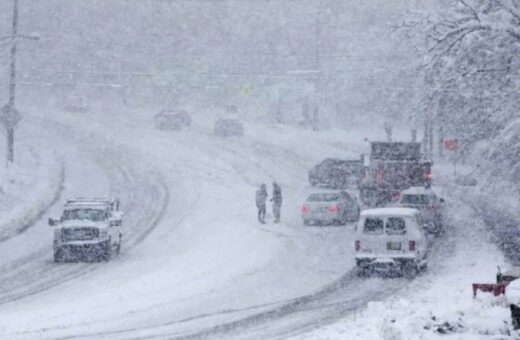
[
  {"left": 115, "top": 235, "right": 122, "bottom": 255},
  {"left": 101, "top": 239, "right": 112, "bottom": 261},
  {"left": 356, "top": 265, "right": 369, "bottom": 278},
  {"left": 54, "top": 248, "right": 63, "bottom": 263},
  {"left": 403, "top": 261, "right": 419, "bottom": 279}
]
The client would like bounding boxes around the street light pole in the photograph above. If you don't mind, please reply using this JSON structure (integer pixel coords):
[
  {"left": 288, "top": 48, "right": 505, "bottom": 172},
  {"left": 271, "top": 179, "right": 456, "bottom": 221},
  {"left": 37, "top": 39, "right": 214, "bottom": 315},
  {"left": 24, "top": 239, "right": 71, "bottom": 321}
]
[
  {"left": 1, "top": 0, "right": 36, "bottom": 166},
  {"left": 7, "top": 0, "right": 19, "bottom": 164}
]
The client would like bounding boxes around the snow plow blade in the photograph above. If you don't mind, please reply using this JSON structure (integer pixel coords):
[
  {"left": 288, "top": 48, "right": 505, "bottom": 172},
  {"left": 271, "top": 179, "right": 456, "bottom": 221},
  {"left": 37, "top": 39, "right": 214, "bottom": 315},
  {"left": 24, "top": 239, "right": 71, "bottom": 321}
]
[{"left": 472, "top": 283, "right": 506, "bottom": 298}]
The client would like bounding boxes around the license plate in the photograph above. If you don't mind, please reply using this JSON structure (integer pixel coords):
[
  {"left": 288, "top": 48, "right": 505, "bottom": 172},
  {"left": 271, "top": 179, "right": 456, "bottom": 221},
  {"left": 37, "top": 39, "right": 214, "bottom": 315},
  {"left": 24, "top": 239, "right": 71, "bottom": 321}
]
[{"left": 387, "top": 242, "right": 402, "bottom": 250}]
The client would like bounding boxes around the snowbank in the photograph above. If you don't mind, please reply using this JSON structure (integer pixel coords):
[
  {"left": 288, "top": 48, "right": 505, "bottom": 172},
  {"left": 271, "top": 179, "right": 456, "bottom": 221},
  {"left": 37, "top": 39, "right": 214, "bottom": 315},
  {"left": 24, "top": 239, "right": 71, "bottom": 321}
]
[{"left": 0, "top": 145, "right": 64, "bottom": 242}]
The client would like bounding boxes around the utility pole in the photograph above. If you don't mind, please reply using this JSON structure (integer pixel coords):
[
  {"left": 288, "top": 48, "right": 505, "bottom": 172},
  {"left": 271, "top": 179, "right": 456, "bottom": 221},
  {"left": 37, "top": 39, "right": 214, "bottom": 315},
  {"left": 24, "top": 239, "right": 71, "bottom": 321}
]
[
  {"left": 0, "top": 0, "right": 37, "bottom": 165},
  {"left": 0, "top": 0, "right": 20, "bottom": 165},
  {"left": 7, "top": 0, "right": 19, "bottom": 164},
  {"left": 312, "top": 4, "right": 321, "bottom": 131}
]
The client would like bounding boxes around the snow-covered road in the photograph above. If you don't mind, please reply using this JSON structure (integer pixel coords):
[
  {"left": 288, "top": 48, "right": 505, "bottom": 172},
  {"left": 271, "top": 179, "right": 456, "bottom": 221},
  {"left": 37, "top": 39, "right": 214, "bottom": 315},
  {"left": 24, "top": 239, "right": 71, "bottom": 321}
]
[{"left": 0, "top": 108, "right": 513, "bottom": 340}]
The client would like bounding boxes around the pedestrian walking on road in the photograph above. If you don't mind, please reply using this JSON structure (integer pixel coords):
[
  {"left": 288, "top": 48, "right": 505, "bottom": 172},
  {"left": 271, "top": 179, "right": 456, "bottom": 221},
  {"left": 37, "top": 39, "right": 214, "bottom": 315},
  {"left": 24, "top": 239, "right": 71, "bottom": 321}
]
[
  {"left": 255, "top": 183, "right": 268, "bottom": 223},
  {"left": 271, "top": 182, "right": 283, "bottom": 223}
]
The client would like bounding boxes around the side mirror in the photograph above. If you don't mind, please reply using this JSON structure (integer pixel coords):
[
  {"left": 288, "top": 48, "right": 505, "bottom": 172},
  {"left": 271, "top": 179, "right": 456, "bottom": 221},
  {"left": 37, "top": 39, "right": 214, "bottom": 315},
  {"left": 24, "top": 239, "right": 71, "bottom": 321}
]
[{"left": 48, "top": 217, "right": 58, "bottom": 226}]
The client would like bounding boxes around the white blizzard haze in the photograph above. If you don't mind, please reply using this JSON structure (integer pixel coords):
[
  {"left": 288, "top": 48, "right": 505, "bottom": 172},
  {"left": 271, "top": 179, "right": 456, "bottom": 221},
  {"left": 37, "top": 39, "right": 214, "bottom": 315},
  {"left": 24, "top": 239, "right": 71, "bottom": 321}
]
[{"left": 0, "top": 0, "right": 518, "bottom": 339}]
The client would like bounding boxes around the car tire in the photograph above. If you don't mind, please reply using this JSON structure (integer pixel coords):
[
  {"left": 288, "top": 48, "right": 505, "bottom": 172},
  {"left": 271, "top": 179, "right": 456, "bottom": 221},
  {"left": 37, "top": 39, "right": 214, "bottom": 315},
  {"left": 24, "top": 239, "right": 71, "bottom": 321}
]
[
  {"left": 102, "top": 239, "right": 112, "bottom": 262},
  {"left": 356, "top": 265, "right": 369, "bottom": 278},
  {"left": 402, "top": 261, "right": 419, "bottom": 279},
  {"left": 54, "top": 248, "right": 63, "bottom": 263},
  {"left": 115, "top": 235, "right": 122, "bottom": 255}
]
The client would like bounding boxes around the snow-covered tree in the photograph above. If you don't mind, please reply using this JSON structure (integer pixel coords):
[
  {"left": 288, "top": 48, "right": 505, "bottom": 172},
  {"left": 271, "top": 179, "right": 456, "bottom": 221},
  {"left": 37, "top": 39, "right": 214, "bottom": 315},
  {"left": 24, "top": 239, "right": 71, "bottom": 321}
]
[{"left": 403, "top": 0, "right": 520, "bottom": 149}]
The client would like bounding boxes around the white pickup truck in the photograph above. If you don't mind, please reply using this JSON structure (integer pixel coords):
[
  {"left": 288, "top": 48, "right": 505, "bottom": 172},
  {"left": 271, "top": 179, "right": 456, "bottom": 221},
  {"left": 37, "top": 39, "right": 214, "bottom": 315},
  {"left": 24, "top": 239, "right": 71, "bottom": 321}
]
[{"left": 49, "top": 198, "right": 123, "bottom": 262}]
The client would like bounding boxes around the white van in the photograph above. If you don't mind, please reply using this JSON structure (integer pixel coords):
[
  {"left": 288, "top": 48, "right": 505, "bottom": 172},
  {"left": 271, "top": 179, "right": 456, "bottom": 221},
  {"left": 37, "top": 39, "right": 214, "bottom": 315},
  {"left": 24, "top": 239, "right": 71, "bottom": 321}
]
[{"left": 354, "top": 207, "right": 428, "bottom": 278}]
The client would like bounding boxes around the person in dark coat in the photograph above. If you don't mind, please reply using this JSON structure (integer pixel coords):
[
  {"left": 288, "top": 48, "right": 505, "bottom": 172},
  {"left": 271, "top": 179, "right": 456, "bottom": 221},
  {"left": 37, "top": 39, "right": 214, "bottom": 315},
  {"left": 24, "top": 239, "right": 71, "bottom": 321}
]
[
  {"left": 255, "top": 183, "right": 268, "bottom": 223},
  {"left": 271, "top": 182, "right": 282, "bottom": 223}
]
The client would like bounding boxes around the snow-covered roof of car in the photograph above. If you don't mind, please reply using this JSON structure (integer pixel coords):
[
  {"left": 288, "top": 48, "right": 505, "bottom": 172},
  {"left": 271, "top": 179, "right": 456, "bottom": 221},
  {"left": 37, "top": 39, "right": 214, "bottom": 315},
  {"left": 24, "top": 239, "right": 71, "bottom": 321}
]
[
  {"left": 64, "top": 198, "right": 115, "bottom": 209},
  {"left": 361, "top": 207, "right": 419, "bottom": 217}
]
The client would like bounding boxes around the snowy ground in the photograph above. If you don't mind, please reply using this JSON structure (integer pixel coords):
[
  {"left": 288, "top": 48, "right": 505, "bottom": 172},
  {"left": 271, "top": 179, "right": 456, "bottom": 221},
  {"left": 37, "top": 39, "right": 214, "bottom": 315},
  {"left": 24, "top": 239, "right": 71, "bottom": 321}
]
[{"left": 0, "top": 106, "right": 517, "bottom": 339}]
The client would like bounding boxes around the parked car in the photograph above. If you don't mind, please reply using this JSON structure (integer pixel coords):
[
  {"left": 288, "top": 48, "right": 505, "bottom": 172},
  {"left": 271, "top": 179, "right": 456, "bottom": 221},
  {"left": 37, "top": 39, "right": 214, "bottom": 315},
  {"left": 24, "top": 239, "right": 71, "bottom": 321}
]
[
  {"left": 396, "top": 186, "right": 444, "bottom": 235},
  {"left": 214, "top": 118, "right": 244, "bottom": 137},
  {"left": 154, "top": 110, "right": 191, "bottom": 130},
  {"left": 355, "top": 207, "right": 428, "bottom": 278},
  {"left": 48, "top": 197, "right": 123, "bottom": 262},
  {"left": 454, "top": 174, "right": 478, "bottom": 187},
  {"left": 301, "top": 190, "right": 360, "bottom": 226},
  {"left": 308, "top": 158, "right": 365, "bottom": 189}
]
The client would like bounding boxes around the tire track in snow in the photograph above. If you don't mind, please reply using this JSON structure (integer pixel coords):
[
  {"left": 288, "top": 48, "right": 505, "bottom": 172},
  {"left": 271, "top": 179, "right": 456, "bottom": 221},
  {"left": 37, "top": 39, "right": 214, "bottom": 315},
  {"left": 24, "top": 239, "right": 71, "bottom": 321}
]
[{"left": 0, "top": 118, "right": 170, "bottom": 305}]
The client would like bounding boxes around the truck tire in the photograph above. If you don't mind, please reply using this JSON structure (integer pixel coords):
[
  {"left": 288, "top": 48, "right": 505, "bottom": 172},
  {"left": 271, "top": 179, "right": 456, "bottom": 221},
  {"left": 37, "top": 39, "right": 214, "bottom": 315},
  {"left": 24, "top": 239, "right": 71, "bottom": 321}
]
[
  {"left": 356, "top": 265, "right": 369, "bottom": 278},
  {"left": 115, "top": 235, "right": 122, "bottom": 255},
  {"left": 54, "top": 248, "right": 63, "bottom": 263},
  {"left": 101, "top": 240, "right": 112, "bottom": 262}
]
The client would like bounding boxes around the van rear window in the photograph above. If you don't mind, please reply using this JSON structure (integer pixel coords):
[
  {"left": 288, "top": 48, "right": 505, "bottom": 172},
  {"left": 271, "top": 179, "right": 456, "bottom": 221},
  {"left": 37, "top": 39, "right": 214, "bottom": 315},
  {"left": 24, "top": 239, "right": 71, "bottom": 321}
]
[
  {"left": 386, "top": 217, "right": 406, "bottom": 235},
  {"left": 363, "top": 217, "right": 384, "bottom": 234}
]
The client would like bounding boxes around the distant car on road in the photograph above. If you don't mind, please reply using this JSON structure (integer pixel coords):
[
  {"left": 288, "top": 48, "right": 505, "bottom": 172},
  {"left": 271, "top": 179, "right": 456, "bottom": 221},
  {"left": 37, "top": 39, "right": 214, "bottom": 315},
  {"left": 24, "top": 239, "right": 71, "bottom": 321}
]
[
  {"left": 63, "top": 93, "right": 88, "bottom": 113},
  {"left": 49, "top": 197, "right": 123, "bottom": 262},
  {"left": 355, "top": 207, "right": 428, "bottom": 279},
  {"left": 301, "top": 190, "right": 360, "bottom": 226},
  {"left": 396, "top": 186, "right": 444, "bottom": 235},
  {"left": 154, "top": 110, "right": 191, "bottom": 130},
  {"left": 214, "top": 118, "right": 244, "bottom": 137},
  {"left": 308, "top": 158, "right": 365, "bottom": 189}
]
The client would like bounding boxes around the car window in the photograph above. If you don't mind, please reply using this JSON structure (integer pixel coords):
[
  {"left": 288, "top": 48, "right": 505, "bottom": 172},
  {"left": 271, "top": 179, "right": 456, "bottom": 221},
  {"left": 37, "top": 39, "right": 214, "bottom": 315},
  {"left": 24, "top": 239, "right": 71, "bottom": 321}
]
[
  {"left": 363, "top": 217, "right": 384, "bottom": 234},
  {"left": 61, "top": 208, "right": 106, "bottom": 222},
  {"left": 307, "top": 193, "right": 341, "bottom": 202},
  {"left": 386, "top": 217, "right": 406, "bottom": 235},
  {"left": 401, "top": 194, "right": 429, "bottom": 205}
]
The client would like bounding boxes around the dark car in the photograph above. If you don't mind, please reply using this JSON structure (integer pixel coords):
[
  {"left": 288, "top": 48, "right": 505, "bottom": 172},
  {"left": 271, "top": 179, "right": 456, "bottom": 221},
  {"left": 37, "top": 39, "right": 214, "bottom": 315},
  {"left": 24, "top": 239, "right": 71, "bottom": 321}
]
[
  {"left": 214, "top": 118, "right": 244, "bottom": 137},
  {"left": 301, "top": 190, "right": 360, "bottom": 226},
  {"left": 154, "top": 110, "right": 191, "bottom": 130},
  {"left": 308, "top": 158, "right": 365, "bottom": 189}
]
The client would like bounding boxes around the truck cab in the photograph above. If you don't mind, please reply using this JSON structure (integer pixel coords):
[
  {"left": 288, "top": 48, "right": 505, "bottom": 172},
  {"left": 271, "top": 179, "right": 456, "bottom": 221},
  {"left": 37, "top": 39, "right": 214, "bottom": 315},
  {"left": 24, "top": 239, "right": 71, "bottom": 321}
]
[
  {"left": 49, "top": 198, "right": 123, "bottom": 262},
  {"left": 360, "top": 142, "right": 432, "bottom": 207}
]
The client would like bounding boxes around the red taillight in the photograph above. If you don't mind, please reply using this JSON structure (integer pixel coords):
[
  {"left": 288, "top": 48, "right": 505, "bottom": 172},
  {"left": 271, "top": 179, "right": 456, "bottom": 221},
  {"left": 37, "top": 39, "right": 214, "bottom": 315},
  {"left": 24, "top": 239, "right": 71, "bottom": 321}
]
[
  {"left": 355, "top": 240, "right": 361, "bottom": 251},
  {"left": 424, "top": 171, "right": 433, "bottom": 181},
  {"left": 328, "top": 204, "right": 340, "bottom": 213},
  {"left": 301, "top": 204, "right": 310, "bottom": 214},
  {"left": 376, "top": 171, "right": 383, "bottom": 182},
  {"left": 409, "top": 240, "right": 416, "bottom": 251}
]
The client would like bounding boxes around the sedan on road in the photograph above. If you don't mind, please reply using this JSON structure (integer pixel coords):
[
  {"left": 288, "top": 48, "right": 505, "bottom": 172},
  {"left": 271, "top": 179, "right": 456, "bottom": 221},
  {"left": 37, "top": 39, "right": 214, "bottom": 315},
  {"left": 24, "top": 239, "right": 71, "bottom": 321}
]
[{"left": 301, "top": 191, "right": 360, "bottom": 226}]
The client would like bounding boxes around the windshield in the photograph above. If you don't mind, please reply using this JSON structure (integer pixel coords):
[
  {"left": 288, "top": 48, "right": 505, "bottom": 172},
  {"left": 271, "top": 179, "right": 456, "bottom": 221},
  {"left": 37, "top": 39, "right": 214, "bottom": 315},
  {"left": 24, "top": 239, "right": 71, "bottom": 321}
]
[
  {"left": 307, "top": 193, "right": 340, "bottom": 202},
  {"left": 61, "top": 209, "right": 107, "bottom": 222}
]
